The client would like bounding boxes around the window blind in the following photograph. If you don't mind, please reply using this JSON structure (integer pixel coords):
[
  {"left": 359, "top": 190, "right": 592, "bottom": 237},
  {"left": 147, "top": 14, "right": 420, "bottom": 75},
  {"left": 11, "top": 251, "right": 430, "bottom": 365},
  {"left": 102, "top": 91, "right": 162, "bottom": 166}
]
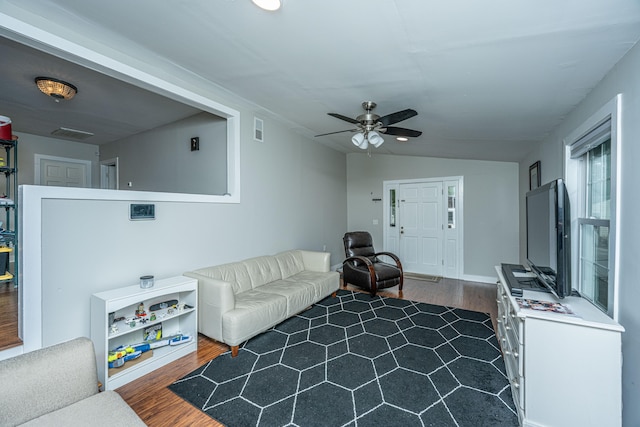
[{"left": 570, "top": 118, "right": 611, "bottom": 159}]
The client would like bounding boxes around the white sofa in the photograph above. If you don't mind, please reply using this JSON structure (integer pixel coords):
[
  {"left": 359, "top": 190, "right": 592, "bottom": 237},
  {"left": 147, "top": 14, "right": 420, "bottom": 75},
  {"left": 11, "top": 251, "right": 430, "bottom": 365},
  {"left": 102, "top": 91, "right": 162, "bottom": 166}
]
[{"left": 185, "top": 250, "right": 339, "bottom": 356}]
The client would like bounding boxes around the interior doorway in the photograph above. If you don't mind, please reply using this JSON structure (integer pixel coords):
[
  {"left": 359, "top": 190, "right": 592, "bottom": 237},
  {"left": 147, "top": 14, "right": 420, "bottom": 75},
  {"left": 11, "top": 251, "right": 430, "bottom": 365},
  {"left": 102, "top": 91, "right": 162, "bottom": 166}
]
[
  {"left": 100, "top": 158, "right": 119, "bottom": 190},
  {"left": 384, "top": 177, "right": 463, "bottom": 279}
]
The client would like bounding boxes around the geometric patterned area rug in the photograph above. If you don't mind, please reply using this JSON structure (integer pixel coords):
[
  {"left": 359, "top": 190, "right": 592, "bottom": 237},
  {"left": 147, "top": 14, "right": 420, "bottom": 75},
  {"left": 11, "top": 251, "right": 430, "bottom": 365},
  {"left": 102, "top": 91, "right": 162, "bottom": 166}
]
[{"left": 169, "top": 290, "right": 518, "bottom": 426}]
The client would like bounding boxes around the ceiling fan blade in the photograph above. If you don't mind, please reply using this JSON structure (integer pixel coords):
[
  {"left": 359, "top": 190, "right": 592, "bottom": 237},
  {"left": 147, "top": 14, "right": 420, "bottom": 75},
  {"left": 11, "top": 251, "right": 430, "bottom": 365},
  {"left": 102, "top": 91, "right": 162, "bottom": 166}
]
[
  {"left": 314, "top": 128, "right": 358, "bottom": 137},
  {"left": 377, "top": 109, "right": 417, "bottom": 126},
  {"left": 328, "top": 113, "right": 360, "bottom": 124},
  {"left": 382, "top": 126, "right": 423, "bottom": 137}
]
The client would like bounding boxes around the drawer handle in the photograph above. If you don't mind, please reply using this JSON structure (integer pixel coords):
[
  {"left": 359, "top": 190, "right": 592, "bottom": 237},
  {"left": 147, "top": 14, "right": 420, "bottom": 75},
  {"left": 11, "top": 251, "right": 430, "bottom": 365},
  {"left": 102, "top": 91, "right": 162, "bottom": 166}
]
[
  {"left": 512, "top": 379, "right": 520, "bottom": 389},
  {"left": 505, "top": 325, "right": 511, "bottom": 331},
  {"left": 513, "top": 351, "right": 519, "bottom": 358}
]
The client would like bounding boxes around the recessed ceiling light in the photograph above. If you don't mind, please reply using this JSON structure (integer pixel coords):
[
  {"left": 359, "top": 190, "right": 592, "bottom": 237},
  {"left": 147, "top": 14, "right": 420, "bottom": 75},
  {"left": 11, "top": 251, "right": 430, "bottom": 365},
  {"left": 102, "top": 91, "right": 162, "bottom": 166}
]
[
  {"left": 252, "top": 0, "right": 281, "bottom": 11},
  {"left": 396, "top": 137, "right": 409, "bottom": 142}
]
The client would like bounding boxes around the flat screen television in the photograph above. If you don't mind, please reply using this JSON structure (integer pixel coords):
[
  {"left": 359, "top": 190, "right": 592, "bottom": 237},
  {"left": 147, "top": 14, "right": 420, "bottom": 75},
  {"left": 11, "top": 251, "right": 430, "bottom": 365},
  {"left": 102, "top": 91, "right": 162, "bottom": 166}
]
[{"left": 526, "top": 178, "right": 572, "bottom": 299}]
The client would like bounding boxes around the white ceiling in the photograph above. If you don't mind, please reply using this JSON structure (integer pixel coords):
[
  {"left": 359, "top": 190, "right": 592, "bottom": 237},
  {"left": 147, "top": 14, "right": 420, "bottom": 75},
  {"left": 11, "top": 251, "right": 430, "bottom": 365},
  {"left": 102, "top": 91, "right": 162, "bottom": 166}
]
[{"left": 1, "top": 0, "right": 639, "bottom": 162}]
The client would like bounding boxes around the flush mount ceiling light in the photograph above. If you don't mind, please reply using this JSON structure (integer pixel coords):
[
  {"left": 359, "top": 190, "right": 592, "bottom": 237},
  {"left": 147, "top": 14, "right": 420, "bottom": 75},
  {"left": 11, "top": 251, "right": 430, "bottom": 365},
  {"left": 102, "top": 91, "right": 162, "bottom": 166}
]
[
  {"left": 35, "top": 77, "right": 78, "bottom": 101},
  {"left": 396, "top": 137, "right": 409, "bottom": 142},
  {"left": 251, "top": 0, "right": 281, "bottom": 11}
]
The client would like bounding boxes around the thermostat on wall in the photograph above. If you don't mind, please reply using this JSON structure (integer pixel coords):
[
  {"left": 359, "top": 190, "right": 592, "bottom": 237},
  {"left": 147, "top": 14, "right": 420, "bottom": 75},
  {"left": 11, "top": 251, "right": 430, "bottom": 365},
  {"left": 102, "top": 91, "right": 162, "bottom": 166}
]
[{"left": 130, "top": 204, "right": 155, "bottom": 220}]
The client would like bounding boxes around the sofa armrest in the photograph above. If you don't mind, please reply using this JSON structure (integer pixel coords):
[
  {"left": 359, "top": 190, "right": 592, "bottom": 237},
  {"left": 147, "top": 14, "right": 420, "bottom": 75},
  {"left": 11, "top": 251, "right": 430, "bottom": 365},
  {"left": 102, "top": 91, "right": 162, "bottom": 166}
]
[
  {"left": 300, "top": 250, "right": 331, "bottom": 272},
  {"left": 184, "top": 272, "right": 236, "bottom": 341},
  {"left": 0, "top": 337, "right": 99, "bottom": 426}
]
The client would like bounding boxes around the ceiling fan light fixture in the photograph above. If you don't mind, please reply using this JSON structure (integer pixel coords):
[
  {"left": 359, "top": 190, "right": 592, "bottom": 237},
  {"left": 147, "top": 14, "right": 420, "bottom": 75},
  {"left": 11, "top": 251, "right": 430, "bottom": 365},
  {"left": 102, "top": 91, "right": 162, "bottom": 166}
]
[
  {"left": 35, "top": 77, "right": 77, "bottom": 101},
  {"left": 368, "top": 131, "right": 384, "bottom": 148},
  {"left": 352, "top": 132, "right": 368, "bottom": 149},
  {"left": 251, "top": 0, "right": 281, "bottom": 11}
]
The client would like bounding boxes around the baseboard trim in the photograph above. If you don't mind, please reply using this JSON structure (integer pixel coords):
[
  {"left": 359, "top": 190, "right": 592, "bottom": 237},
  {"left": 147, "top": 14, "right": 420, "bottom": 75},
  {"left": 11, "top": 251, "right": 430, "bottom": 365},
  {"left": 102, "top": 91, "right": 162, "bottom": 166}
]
[{"left": 460, "top": 274, "right": 497, "bottom": 284}]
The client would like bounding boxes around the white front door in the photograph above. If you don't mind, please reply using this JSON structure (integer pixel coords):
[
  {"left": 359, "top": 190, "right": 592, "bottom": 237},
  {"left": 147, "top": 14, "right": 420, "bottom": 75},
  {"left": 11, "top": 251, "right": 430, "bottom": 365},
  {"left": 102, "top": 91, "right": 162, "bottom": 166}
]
[{"left": 399, "top": 181, "right": 443, "bottom": 276}]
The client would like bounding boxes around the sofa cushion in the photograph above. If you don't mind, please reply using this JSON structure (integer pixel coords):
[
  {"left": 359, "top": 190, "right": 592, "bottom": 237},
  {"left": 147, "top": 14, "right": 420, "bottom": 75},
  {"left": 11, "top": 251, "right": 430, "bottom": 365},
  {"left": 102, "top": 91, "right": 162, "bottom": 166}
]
[
  {"left": 274, "top": 250, "right": 305, "bottom": 279},
  {"left": 223, "top": 290, "right": 288, "bottom": 345},
  {"left": 287, "top": 270, "right": 340, "bottom": 300},
  {"left": 20, "top": 391, "right": 145, "bottom": 426},
  {"left": 255, "top": 280, "right": 319, "bottom": 317},
  {"left": 244, "top": 256, "right": 282, "bottom": 289},
  {"left": 192, "top": 261, "right": 253, "bottom": 294}
]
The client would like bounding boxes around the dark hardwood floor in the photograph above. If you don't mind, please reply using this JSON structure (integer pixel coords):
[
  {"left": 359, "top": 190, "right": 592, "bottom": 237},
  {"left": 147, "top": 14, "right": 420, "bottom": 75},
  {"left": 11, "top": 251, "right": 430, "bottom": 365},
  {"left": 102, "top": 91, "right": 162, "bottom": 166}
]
[
  {"left": 0, "top": 283, "right": 21, "bottom": 351},
  {"left": 116, "top": 277, "right": 499, "bottom": 426},
  {"left": 1, "top": 277, "right": 498, "bottom": 426}
]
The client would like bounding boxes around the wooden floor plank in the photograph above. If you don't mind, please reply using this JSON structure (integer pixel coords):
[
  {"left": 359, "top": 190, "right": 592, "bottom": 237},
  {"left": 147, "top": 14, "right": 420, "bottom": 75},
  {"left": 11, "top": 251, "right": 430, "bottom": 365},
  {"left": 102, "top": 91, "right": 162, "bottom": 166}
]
[{"left": 0, "top": 283, "right": 21, "bottom": 351}]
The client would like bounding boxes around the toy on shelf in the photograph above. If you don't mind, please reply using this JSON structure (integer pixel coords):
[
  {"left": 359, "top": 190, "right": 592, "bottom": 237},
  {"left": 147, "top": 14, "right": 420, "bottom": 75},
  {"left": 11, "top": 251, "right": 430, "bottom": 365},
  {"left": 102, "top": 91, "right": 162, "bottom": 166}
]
[
  {"left": 169, "top": 334, "right": 193, "bottom": 346},
  {"left": 107, "top": 345, "right": 144, "bottom": 369},
  {"left": 135, "top": 302, "right": 147, "bottom": 318},
  {"left": 109, "top": 299, "right": 195, "bottom": 335},
  {"left": 143, "top": 323, "right": 162, "bottom": 341},
  {"left": 106, "top": 333, "right": 192, "bottom": 369}
]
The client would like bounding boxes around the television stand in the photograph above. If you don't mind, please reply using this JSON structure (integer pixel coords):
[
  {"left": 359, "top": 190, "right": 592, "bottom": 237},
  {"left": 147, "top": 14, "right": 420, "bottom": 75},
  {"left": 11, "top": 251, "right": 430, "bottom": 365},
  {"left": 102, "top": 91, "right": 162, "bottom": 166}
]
[
  {"left": 495, "top": 265, "right": 623, "bottom": 426},
  {"left": 500, "top": 263, "right": 550, "bottom": 296}
]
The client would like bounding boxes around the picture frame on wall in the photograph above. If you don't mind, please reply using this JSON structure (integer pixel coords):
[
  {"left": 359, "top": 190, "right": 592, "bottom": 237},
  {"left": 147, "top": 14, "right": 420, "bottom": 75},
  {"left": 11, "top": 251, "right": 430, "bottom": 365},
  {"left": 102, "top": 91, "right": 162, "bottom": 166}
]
[{"left": 529, "top": 161, "right": 541, "bottom": 190}]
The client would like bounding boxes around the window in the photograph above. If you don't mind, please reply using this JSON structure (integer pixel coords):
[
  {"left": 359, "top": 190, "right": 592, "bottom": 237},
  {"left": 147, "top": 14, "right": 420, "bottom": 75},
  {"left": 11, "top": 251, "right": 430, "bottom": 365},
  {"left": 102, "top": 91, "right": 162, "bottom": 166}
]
[
  {"left": 565, "top": 95, "right": 620, "bottom": 319},
  {"left": 447, "top": 185, "right": 456, "bottom": 229},
  {"left": 577, "top": 139, "right": 611, "bottom": 313},
  {"left": 389, "top": 188, "right": 396, "bottom": 227}
]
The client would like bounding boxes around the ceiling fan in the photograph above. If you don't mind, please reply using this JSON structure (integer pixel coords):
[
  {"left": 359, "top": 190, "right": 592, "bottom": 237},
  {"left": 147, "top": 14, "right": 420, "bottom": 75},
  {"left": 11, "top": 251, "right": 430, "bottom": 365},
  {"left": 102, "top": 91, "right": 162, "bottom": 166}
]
[{"left": 315, "top": 101, "right": 422, "bottom": 149}]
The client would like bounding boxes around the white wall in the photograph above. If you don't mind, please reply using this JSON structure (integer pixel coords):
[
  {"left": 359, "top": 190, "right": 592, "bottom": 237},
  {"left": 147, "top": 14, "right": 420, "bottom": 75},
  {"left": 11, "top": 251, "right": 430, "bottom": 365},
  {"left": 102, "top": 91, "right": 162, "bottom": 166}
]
[
  {"left": 24, "top": 112, "right": 347, "bottom": 348},
  {"left": 520, "top": 41, "right": 640, "bottom": 426},
  {"left": 346, "top": 154, "right": 519, "bottom": 280},
  {"left": 99, "top": 112, "right": 227, "bottom": 195}
]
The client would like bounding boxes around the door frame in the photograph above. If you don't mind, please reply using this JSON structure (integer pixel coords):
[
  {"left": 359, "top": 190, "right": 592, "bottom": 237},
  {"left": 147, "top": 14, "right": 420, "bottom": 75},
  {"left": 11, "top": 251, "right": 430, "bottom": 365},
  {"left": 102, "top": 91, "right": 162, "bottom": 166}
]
[
  {"left": 383, "top": 176, "right": 464, "bottom": 279},
  {"left": 34, "top": 154, "right": 92, "bottom": 187},
  {"left": 100, "top": 157, "right": 119, "bottom": 190}
]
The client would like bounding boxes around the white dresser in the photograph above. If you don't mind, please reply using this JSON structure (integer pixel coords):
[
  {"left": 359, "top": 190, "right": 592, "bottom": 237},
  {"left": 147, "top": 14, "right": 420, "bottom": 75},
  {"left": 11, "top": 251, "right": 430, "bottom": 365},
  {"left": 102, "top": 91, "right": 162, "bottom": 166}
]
[{"left": 495, "top": 266, "right": 623, "bottom": 427}]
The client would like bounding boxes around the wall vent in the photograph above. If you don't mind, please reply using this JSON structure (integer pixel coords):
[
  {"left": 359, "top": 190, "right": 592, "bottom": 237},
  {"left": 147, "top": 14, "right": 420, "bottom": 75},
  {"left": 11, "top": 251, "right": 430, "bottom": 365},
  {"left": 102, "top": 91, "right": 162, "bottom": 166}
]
[
  {"left": 51, "top": 127, "right": 94, "bottom": 140},
  {"left": 254, "top": 117, "right": 264, "bottom": 142}
]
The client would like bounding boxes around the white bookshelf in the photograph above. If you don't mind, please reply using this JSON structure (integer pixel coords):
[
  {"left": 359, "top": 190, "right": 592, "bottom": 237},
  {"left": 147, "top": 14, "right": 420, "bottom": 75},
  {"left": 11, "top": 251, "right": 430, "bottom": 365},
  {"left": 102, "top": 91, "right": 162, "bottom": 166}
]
[{"left": 91, "top": 276, "right": 197, "bottom": 390}]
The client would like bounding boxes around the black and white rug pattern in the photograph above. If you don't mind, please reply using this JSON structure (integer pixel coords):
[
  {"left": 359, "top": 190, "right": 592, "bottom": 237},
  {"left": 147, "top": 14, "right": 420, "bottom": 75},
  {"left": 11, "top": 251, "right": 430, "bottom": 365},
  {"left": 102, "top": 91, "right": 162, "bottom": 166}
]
[{"left": 169, "top": 290, "right": 518, "bottom": 426}]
